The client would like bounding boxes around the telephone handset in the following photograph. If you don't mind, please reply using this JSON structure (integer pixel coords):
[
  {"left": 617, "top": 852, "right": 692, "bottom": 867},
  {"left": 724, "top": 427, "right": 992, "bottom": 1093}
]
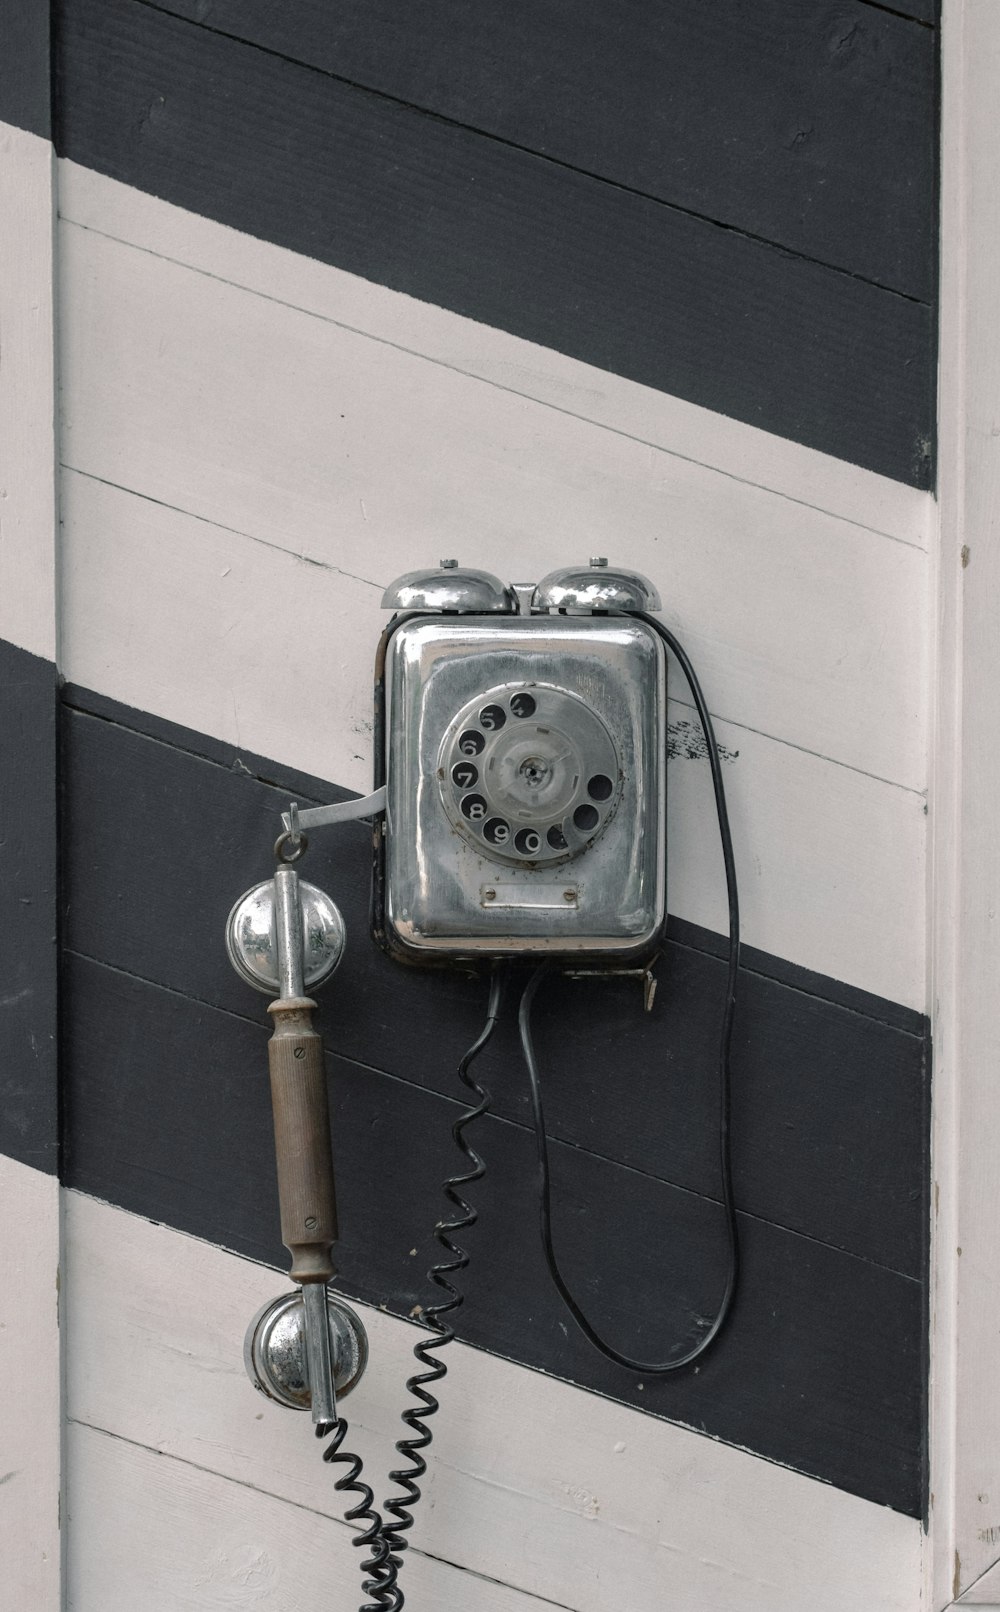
[{"left": 226, "top": 560, "right": 740, "bottom": 1611}]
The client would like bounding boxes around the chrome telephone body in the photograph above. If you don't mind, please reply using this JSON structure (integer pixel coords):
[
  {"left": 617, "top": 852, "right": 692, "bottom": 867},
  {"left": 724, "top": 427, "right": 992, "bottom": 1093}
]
[{"left": 378, "top": 614, "right": 666, "bottom": 961}]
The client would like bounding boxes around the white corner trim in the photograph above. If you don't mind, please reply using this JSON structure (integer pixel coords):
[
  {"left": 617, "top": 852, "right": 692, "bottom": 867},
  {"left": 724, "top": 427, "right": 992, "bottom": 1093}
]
[
  {"left": 0, "top": 122, "right": 57, "bottom": 664},
  {"left": 0, "top": 1154, "right": 61, "bottom": 1609},
  {"left": 928, "top": 0, "right": 1000, "bottom": 1605}
]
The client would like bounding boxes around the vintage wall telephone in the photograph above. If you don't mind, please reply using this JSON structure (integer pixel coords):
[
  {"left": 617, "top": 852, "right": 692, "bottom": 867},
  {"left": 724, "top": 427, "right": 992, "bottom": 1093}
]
[{"left": 224, "top": 559, "right": 740, "bottom": 1609}]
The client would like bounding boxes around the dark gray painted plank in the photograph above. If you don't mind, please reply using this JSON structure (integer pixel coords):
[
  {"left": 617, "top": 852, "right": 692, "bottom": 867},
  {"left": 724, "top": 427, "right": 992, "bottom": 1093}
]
[
  {"left": 0, "top": 0, "right": 50, "bottom": 139},
  {"left": 60, "top": 683, "right": 928, "bottom": 1036},
  {"left": 668, "top": 913, "right": 925, "bottom": 1035},
  {"left": 59, "top": 689, "right": 930, "bottom": 1279},
  {"left": 0, "top": 641, "right": 58, "bottom": 1173},
  {"left": 869, "top": 1, "right": 936, "bottom": 22},
  {"left": 61, "top": 952, "right": 924, "bottom": 1514},
  {"left": 152, "top": 0, "right": 937, "bottom": 301},
  {"left": 54, "top": 0, "right": 936, "bottom": 486}
]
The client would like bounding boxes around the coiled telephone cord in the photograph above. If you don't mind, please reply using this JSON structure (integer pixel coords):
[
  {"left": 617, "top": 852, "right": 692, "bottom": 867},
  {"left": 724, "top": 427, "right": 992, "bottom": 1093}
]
[
  {"left": 319, "top": 970, "right": 505, "bottom": 1611},
  {"left": 314, "top": 1416, "right": 399, "bottom": 1610},
  {"left": 380, "top": 968, "right": 506, "bottom": 1590}
]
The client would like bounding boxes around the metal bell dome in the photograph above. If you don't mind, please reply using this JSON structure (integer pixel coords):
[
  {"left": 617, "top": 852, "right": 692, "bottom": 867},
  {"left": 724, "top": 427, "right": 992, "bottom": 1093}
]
[
  {"left": 531, "top": 557, "right": 661, "bottom": 614},
  {"left": 381, "top": 560, "right": 517, "bottom": 613}
]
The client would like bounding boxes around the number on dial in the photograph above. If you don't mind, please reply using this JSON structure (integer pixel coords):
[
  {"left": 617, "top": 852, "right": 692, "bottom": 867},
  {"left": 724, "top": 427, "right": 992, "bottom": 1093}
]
[{"left": 478, "top": 704, "right": 506, "bottom": 732}]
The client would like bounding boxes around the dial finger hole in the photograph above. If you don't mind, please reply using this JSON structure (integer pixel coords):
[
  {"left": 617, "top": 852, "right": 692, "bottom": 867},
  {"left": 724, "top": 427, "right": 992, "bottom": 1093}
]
[
  {"left": 478, "top": 704, "right": 506, "bottom": 732},
  {"left": 587, "top": 773, "right": 613, "bottom": 801},
  {"left": 514, "top": 827, "right": 542, "bottom": 855},
  {"left": 458, "top": 730, "right": 486, "bottom": 757},
  {"left": 573, "top": 803, "right": 600, "bottom": 832},
  {"left": 483, "top": 817, "right": 511, "bottom": 847},
  {"left": 461, "top": 794, "right": 488, "bottom": 820},
  {"left": 452, "top": 762, "right": 479, "bottom": 789},
  {"left": 509, "top": 692, "right": 536, "bottom": 718},
  {"left": 546, "top": 824, "right": 568, "bottom": 850}
]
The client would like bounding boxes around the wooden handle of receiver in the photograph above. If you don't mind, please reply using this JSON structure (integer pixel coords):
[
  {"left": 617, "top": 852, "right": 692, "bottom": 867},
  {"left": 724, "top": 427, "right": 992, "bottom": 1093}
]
[{"left": 266, "top": 997, "right": 338, "bottom": 1283}]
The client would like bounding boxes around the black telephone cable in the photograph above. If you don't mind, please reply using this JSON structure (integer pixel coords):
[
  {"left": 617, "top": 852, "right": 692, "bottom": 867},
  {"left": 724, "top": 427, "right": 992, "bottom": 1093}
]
[
  {"left": 314, "top": 1415, "right": 399, "bottom": 1611},
  {"left": 378, "top": 967, "right": 505, "bottom": 1594},
  {"left": 518, "top": 611, "right": 741, "bottom": 1374},
  {"left": 317, "top": 971, "right": 504, "bottom": 1610}
]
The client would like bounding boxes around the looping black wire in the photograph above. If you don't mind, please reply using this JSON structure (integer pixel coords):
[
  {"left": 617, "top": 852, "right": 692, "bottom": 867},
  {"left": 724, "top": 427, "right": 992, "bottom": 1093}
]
[
  {"left": 517, "top": 609, "right": 741, "bottom": 1374},
  {"left": 315, "top": 1416, "right": 400, "bottom": 1610},
  {"left": 379, "top": 967, "right": 506, "bottom": 1581}
]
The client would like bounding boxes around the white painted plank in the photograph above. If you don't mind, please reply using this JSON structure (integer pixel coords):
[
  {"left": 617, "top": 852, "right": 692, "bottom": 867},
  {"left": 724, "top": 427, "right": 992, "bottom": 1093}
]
[
  {"left": 930, "top": 1, "right": 1000, "bottom": 1604},
  {"left": 57, "top": 159, "right": 932, "bottom": 552},
  {"left": 960, "top": 1555, "right": 1000, "bottom": 1604},
  {"left": 0, "top": 125, "right": 61, "bottom": 1612},
  {"left": 66, "top": 1424, "right": 557, "bottom": 1612},
  {"left": 0, "top": 121, "right": 56, "bottom": 660},
  {"left": 64, "top": 1191, "right": 922, "bottom": 1612},
  {"left": 0, "top": 1155, "right": 61, "bottom": 1609},
  {"left": 59, "top": 470, "right": 926, "bottom": 1007},
  {"left": 56, "top": 219, "right": 930, "bottom": 792}
]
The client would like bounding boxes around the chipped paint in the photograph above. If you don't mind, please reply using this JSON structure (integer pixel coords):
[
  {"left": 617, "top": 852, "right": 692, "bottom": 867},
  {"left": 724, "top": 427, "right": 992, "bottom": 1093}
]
[{"left": 667, "top": 718, "right": 739, "bottom": 764}]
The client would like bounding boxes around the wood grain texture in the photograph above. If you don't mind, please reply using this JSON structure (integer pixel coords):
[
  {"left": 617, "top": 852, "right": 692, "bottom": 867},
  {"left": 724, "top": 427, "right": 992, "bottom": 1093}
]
[
  {"left": 930, "top": 0, "right": 1000, "bottom": 1599},
  {"left": 0, "top": 640, "right": 58, "bottom": 1174},
  {"left": 64, "top": 1192, "right": 924, "bottom": 1612},
  {"left": 0, "top": 124, "right": 57, "bottom": 663},
  {"left": 0, "top": 1156, "right": 61, "bottom": 1611},
  {"left": 266, "top": 1002, "right": 338, "bottom": 1280},
  {"left": 60, "top": 952, "right": 925, "bottom": 1515},
  {"left": 52, "top": 0, "right": 935, "bottom": 484},
  {"left": 56, "top": 231, "right": 932, "bottom": 792},
  {"left": 135, "top": 0, "right": 937, "bottom": 299},
  {"left": 0, "top": 4, "right": 50, "bottom": 139},
  {"left": 57, "top": 477, "right": 928, "bottom": 1008},
  {"left": 56, "top": 159, "right": 934, "bottom": 550},
  {"left": 66, "top": 1425, "right": 552, "bottom": 1612},
  {"left": 57, "top": 688, "right": 929, "bottom": 1280}
]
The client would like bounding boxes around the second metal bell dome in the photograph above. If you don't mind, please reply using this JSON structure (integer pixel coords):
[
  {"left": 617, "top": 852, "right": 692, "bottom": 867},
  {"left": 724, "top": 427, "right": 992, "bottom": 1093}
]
[{"left": 531, "top": 558, "right": 661, "bottom": 614}]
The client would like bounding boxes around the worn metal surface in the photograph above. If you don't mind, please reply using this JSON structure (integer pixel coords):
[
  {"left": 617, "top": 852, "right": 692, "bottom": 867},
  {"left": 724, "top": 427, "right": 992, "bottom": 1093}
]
[
  {"left": 225, "top": 877, "right": 345, "bottom": 996},
  {"left": 243, "top": 1288, "right": 368, "bottom": 1411},
  {"left": 381, "top": 615, "right": 666, "bottom": 959}
]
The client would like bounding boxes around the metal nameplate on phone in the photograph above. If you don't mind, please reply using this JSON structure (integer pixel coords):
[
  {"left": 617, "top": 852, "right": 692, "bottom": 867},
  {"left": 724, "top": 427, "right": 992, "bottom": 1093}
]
[{"left": 480, "top": 884, "right": 579, "bottom": 910}]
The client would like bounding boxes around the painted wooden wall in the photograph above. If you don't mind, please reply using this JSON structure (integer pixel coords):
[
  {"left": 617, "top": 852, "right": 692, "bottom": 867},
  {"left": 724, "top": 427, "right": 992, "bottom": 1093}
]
[{"left": 0, "top": 1, "right": 959, "bottom": 1607}]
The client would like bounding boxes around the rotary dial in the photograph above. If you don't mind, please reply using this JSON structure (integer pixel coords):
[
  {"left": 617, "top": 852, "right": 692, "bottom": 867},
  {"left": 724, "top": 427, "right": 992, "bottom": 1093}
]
[{"left": 438, "top": 682, "right": 623, "bottom": 865}]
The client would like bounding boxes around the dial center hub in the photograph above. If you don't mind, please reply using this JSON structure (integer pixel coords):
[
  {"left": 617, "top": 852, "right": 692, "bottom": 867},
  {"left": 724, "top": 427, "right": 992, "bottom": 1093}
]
[{"left": 519, "top": 757, "right": 550, "bottom": 788}]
